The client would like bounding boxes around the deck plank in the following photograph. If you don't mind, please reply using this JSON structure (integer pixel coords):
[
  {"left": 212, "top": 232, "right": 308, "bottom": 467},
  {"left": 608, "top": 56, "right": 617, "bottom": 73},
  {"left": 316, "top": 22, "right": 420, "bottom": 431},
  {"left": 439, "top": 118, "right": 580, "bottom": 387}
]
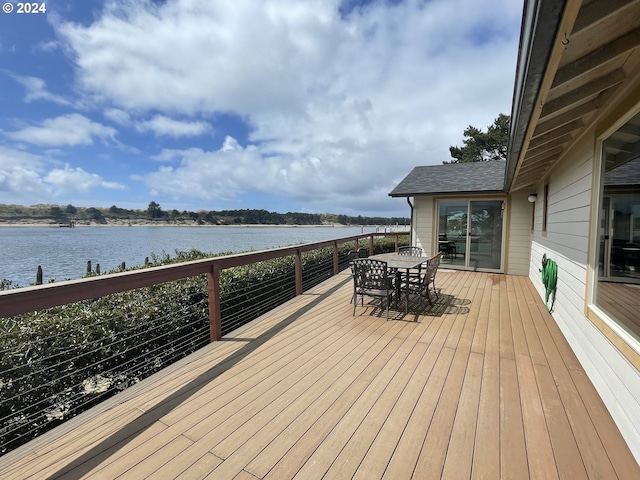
[
  {"left": 440, "top": 351, "right": 484, "bottom": 480},
  {"left": 534, "top": 364, "right": 588, "bottom": 479},
  {"left": 351, "top": 298, "right": 460, "bottom": 480},
  {"left": 409, "top": 278, "right": 485, "bottom": 479},
  {"left": 255, "top": 323, "right": 409, "bottom": 479},
  {"left": 500, "top": 358, "right": 529, "bottom": 480},
  {"left": 516, "top": 353, "right": 559, "bottom": 480},
  {"left": 525, "top": 282, "right": 620, "bottom": 480},
  {"left": 1, "top": 271, "right": 638, "bottom": 479},
  {"left": 472, "top": 276, "right": 501, "bottom": 479}
]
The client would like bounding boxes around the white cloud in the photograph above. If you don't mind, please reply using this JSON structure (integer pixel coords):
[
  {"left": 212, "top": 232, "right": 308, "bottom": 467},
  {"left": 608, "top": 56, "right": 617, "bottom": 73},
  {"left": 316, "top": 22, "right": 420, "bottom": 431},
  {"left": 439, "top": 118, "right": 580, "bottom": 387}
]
[
  {"left": 44, "top": 165, "right": 126, "bottom": 193},
  {"left": 142, "top": 134, "right": 423, "bottom": 213},
  {"left": 103, "top": 110, "right": 210, "bottom": 137},
  {"left": 10, "top": 75, "right": 71, "bottom": 106},
  {"left": 0, "top": 147, "right": 47, "bottom": 194},
  {"left": 35, "top": 40, "right": 60, "bottom": 52},
  {"left": 7, "top": 114, "right": 117, "bottom": 147},
  {"left": 0, "top": 147, "right": 124, "bottom": 204},
  {"left": 136, "top": 115, "right": 211, "bottom": 137},
  {"left": 104, "top": 108, "right": 131, "bottom": 125},
  {"left": 50, "top": 0, "right": 521, "bottom": 213}
]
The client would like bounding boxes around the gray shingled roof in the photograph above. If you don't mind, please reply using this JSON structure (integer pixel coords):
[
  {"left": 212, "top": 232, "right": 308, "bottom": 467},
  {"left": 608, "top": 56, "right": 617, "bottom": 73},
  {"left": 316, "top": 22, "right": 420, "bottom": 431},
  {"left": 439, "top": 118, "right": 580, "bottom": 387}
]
[
  {"left": 604, "top": 157, "right": 640, "bottom": 187},
  {"left": 389, "top": 161, "right": 507, "bottom": 197}
]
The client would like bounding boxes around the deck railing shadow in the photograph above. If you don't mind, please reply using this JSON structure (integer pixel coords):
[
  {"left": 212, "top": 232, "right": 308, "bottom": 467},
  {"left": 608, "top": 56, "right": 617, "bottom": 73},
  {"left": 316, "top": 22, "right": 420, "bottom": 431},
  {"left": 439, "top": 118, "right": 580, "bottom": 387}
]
[
  {"left": 0, "top": 232, "right": 408, "bottom": 457},
  {"left": 43, "top": 276, "right": 352, "bottom": 479}
]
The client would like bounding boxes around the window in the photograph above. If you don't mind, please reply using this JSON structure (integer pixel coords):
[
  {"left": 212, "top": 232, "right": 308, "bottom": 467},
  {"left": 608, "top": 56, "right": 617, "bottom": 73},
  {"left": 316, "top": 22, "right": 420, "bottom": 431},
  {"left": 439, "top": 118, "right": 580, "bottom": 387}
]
[
  {"left": 593, "top": 111, "right": 640, "bottom": 343},
  {"left": 542, "top": 183, "right": 549, "bottom": 233},
  {"left": 531, "top": 201, "right": 535, "bottom": 231}
]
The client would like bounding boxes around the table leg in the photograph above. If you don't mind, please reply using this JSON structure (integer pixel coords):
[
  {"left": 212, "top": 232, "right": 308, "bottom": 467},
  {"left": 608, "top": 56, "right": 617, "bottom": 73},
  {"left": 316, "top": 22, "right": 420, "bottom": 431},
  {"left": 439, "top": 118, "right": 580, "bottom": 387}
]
[{"left": 405, "top": 269, "right": 409, "bottom": 314}]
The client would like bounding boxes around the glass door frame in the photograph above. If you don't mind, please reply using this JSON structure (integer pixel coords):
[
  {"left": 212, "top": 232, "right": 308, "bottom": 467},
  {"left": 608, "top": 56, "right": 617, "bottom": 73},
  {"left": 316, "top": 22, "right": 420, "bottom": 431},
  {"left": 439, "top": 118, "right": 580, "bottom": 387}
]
[{"left": 435, "top": 197, "right": 506, "bottom": 273}]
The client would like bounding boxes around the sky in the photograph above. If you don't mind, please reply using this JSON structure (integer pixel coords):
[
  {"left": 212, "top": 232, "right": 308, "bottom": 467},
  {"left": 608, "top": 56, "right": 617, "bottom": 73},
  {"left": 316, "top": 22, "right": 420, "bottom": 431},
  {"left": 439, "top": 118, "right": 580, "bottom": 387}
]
[{"left": 0, "top": 0, "right": 523, "bottom": 217}]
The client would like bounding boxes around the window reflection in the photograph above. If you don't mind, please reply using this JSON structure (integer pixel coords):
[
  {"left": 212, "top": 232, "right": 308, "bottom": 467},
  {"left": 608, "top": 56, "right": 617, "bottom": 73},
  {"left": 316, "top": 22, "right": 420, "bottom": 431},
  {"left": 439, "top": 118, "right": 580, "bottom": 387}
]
[
  {"left": 596, "top": 112, "right": 640, "bottom": 339},
  {"left": 438, "top": 201, "right": 467, "bottom": 267}
]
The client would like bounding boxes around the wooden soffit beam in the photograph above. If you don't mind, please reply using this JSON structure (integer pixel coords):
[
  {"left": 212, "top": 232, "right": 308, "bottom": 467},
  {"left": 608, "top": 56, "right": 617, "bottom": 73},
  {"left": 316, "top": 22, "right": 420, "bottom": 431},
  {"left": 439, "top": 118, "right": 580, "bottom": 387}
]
[
  {"left": 571, "top": 0, "right": 637, "bottom": 35},
  {"left": 534, "top": 102, "right": 596, "bottom": 136},
  {"left": 528, "top": 119, "right": 584, "bottom": 149},
  {"left": 553, "top": 27, "right": 640, "bottom": 88},
  {"left": 513, "top": 169, "right": 549, "bottom": 190},
  {"left": 542, "top": 69, "right": 626, "bottom": 117},
  {"left": 519, "top": 154, "right": 561, "bottom": 176},
  {"left": 526, "top": 132, "right": 574, "bottom": 157},
  {"left": 524, "top": 145, "right": 564, "bottom": 164}
]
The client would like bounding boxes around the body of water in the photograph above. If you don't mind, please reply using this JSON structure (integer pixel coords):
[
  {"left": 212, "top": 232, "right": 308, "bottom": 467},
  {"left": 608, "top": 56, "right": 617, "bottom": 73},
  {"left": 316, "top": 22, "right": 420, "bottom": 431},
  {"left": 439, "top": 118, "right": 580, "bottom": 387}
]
[{"left": 0, "top": 225, "right": 404, "bottom": 287}]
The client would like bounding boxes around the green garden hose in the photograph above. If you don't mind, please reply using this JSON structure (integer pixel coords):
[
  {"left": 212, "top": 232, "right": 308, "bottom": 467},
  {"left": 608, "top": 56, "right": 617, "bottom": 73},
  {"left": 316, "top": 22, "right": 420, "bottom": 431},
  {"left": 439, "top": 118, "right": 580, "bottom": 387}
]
[{"left": 541, "top": 255, "right": 557, "bottom": 313}]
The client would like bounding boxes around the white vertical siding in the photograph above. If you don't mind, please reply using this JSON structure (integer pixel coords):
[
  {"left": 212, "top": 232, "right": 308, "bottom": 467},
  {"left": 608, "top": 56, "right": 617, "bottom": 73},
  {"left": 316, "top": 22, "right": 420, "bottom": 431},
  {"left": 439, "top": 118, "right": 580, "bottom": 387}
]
[
  {"left": 506, "top": 191, "right": 532, "bottom": 275},
  {"left": 528, "top": 134, "right": 640, "bottom": 462},
  {"left": 413, "top": 196, "right": 433, "bottom": 255}
]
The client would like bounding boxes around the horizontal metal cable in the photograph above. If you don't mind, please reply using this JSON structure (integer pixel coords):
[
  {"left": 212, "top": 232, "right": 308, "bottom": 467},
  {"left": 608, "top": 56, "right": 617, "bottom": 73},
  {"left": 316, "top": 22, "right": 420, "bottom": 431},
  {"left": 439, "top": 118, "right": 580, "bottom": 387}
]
[
  {"left": 0, "top": 298, "right": 208, "bottom": 418},
  {"left": 1, "top": 238, "right": 406, "bottom": 454},
  {"left": 0, "top": 296, "right": 208, "bottom": 390}
]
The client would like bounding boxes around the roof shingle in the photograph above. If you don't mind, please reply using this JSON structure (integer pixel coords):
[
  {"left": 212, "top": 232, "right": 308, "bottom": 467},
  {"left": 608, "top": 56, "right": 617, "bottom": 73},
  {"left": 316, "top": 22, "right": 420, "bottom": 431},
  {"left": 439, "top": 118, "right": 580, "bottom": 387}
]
[{"left": 389, "top": 161, "right": 506, "bottom": 197}]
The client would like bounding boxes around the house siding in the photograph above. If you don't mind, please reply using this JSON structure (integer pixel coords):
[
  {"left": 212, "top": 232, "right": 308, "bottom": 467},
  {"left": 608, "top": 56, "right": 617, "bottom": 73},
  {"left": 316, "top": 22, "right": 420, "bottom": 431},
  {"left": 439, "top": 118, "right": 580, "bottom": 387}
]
[
  {"left": 413, "top": 196, "right": 433, "bottom": 255},
  {"left": 528, "top": 132, "right": 640, "bottom": 462},
  {"left": 506, "top": 191, "right": 532, "bottom": 275},
  {"left": 414, "top": 194, "right": 527, "bottom": 274}
]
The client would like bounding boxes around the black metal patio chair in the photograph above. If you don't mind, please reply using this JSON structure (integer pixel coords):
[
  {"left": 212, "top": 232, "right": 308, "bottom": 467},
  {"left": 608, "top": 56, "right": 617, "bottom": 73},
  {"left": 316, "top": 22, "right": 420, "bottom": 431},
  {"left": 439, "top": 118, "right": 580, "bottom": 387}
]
[
  {"left": 398, "top": 246, "right": 423, "bottom": 256},
  {"left": 400, "top": 251, "right": 442, "bottom": 307},
  {"left": 351, "top": 258, "right": 395, "bottom": 320},
  {"left": 440, "top": 241, "right": 457, "bottom": 260},
  {"left": 397, "top": 246, "right": 426, "bottom": 296},
  {"left": 426, "top": 252, "right": 442, "bottom": 300}
]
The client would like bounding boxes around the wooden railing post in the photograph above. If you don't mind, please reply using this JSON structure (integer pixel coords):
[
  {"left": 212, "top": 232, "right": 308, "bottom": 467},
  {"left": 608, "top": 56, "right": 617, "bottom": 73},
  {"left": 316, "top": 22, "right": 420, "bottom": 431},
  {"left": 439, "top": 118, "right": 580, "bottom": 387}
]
[
  {"left": 207, "top": 263, "right": 222, "bottom": 342},
  {"left": 369, "top": 235, "right": 374, "bottom": 256},
  {"left": 332, "top": 241, "right": 339, "bottom": 275},
  {"left": 295, "top": 249, "right": 303, "bottom": 295}
]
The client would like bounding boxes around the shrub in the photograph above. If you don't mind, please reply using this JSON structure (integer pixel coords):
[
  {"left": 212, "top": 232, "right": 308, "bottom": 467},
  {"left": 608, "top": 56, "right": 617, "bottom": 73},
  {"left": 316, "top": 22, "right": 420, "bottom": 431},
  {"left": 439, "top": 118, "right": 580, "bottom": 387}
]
[{"left": 0, "top": 236, "right": 404, "bottom": 454}]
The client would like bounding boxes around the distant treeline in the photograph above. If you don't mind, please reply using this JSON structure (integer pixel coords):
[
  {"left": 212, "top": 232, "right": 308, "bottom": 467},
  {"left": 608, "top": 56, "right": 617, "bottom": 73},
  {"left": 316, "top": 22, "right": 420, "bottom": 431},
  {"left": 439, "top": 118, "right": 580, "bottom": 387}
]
[{"left": 0, "top": 202, "right": 409, "bottom": 226}]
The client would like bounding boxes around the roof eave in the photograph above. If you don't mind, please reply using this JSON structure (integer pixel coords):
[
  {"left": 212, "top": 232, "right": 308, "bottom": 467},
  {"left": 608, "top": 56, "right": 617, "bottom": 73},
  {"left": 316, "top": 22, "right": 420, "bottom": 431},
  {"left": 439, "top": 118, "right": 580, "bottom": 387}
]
[
  {"left": 389, "top": 189, "right": 506, "bottom": 198},
  {"left": 505, "top": 0, "right": 568, "bottom": 192}
]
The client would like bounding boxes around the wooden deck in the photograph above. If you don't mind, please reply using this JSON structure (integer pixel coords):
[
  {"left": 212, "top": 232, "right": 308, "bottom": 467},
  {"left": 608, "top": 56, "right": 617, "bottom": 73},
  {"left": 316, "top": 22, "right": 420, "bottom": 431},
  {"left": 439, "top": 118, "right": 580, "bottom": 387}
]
[
  {"left": 596, "top": 280, "right": 640, "bottom": 338},
  {"left": 1, "top": 270, "right": 638, "bottom": 479}
]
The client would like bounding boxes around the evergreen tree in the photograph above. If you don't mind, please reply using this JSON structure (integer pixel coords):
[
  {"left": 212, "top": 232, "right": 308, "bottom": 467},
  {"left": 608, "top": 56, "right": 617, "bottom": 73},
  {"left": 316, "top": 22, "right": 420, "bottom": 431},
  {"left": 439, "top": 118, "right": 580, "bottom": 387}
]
[{"left": 446, "top": 114, "right": 510, "bottom": 163}]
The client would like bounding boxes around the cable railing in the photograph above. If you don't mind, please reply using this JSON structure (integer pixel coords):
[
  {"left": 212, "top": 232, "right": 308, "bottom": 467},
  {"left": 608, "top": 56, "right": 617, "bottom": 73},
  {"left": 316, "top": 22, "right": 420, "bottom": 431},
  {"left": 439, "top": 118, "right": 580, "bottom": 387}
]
[{"left": 0, "top": 232, "right": 407, "bottom": 455}]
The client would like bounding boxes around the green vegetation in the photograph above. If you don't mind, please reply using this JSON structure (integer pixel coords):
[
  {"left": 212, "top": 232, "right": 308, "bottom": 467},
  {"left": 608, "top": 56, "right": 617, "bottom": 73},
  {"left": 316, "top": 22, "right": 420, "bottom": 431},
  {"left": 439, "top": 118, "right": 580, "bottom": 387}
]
[
  {"left": 445, "top": 113, "right": 510, "bottom": 164},
  {"left": 0, "top": 202, "right": 409, "bottom": 226},
  {"left": 0, "top": 236, "right": 405, "bottom": 455}
]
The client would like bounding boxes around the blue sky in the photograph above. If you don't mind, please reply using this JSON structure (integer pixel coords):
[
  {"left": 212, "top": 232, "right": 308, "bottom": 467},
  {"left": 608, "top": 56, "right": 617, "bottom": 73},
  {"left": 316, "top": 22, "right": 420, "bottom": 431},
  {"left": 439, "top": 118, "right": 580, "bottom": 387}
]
[{"left": 0, "top": 0, "right": 522, "bottom": 217}]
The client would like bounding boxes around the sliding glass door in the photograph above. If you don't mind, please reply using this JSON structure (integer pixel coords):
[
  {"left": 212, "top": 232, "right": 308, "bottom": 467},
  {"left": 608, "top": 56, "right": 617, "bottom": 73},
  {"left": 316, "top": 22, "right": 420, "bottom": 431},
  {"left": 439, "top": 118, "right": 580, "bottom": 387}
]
[
  {"left": 469, "top": 200, "right": 504, "bottom": 270},
  {"left": 438, "top": 199, "right": 504, "bottom": 271}
]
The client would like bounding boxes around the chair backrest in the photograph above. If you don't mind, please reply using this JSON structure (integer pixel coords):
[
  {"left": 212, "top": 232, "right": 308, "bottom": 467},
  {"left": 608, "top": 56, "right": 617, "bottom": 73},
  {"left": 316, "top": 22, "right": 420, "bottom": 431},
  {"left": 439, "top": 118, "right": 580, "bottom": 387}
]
[
  {"left": 439, "top": 242, "right": 454, "bottom": 254},
  {"left": 398, "top": 246, "right": 422, "bottom": 256},
  {"left": 347, "top": 250, "right": 358, "bottom": 262},
  {"left": 427, "top": 252, "right": 442, "bottom": 281},
  {"left": 351, "top": 259, "right": 391, "bottom": 290},
  {"left": 357, "top": 247, "right": 369, "bottom": 258}
]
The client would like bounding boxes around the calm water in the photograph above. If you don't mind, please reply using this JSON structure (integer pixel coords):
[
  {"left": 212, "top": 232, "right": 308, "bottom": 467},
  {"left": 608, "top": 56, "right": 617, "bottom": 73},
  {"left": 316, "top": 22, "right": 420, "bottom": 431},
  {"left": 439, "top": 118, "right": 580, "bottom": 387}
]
[{"left": 0, "top": 225, "right": 399, "bottom": 287}]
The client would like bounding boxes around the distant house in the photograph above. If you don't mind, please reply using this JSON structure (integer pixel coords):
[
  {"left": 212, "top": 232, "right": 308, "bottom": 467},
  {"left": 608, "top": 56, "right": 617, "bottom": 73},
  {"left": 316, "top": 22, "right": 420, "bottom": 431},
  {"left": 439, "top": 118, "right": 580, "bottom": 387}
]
[{"left": 391, "top": 0, "right": 640, "bottom": 460}]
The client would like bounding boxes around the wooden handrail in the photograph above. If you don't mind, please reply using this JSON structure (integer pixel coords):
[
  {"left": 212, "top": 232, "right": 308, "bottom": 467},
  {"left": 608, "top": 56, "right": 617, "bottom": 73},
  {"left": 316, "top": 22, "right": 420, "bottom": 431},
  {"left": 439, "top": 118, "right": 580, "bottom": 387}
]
[{"left": 0, "top": 232, "right": 408, "bottom": 341}]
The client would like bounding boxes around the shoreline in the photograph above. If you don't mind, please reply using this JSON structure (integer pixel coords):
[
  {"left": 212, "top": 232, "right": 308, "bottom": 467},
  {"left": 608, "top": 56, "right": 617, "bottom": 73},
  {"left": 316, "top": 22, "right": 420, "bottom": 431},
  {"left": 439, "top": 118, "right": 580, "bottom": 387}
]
[{"left": 0, "top": 221, "right": 403, "bottom": 229}]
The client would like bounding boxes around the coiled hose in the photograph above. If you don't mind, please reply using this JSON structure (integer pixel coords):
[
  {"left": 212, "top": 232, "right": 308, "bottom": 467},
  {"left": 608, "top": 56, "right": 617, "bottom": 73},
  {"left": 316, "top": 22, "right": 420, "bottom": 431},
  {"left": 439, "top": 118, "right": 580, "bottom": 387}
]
[{"left": 541, "top": 254, "right": 557, "bottom": 313}]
